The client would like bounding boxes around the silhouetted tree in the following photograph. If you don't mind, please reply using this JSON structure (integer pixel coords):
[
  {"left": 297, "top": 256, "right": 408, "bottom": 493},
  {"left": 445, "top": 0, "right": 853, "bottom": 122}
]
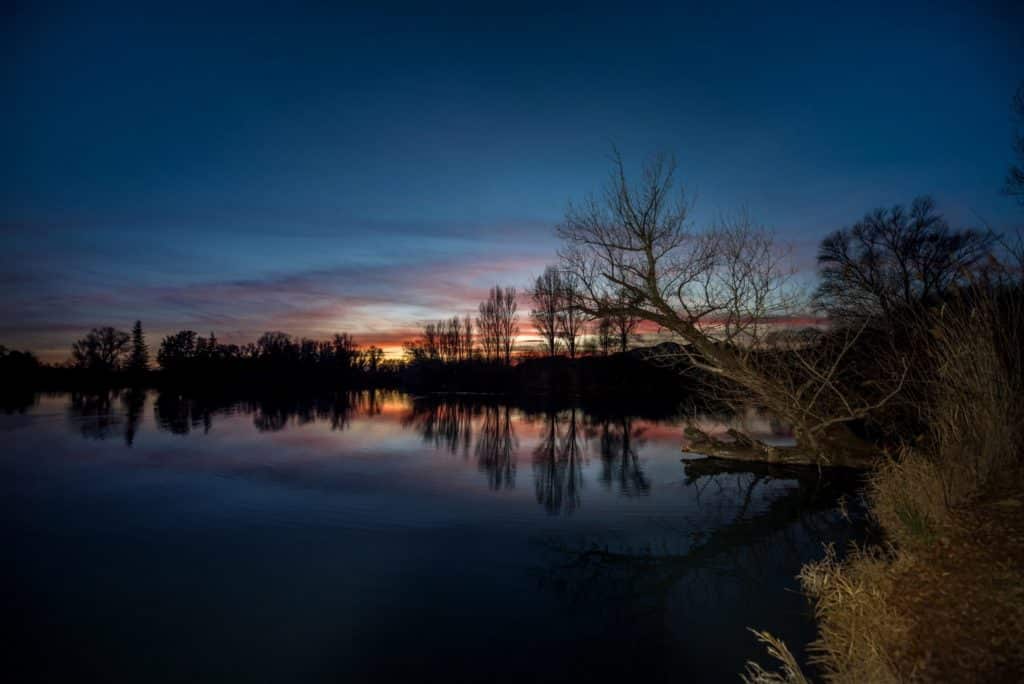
[
  {"left": 530, "top": 266, "right": 563, "bottom": 357},
  {"left": 128, "top": 320, "right": 149, "bottom": 373},
  {"left": 408, "top": 316, "right": 474, "bottom": 364},
  {"left": 361, "top": 345, "right": 385, "bottom": 372},
  {"left": 256, "top": 331, "right": 295, "bottom": 362},
  {"left": 333, "top": 333, "right": 357, "bottom": 365},
  {"left": 558, "top": 150, "right": 905, "bottom": 464},
  {"left": 597, "top": 316, "right": 614, "bottom": 356},
  {"left": 478, "top": 285, "right": 519, "bottom": 365},
  {"left": 71, "top": 326, "right": 130, "bottom": 371},
  {"left": 0, "top": 345, "right": 40, "bottom": 379},
  {"left": 157, "top": 330, "right": 199, "bottom": 372},
  {"left": 557, "top": 272, "right": 587, "bottom": 358},
  {"left": 1007, "top": 83, "right": 1024, "bottom": 204},
  {"left": 815, "top": 197, "right": 996, "bottom": 326},
  {"left": 609, "top": 291, "right": 641, "bottom": 352}
]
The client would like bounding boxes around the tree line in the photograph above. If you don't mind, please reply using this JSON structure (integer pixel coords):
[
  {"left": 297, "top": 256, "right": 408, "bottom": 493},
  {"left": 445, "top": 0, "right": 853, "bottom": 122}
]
[
  {"left": 403, "top": 273, "right": 643, "bottom": 367},
  {"left": 51, "top": 323, "right": 395, "bottom": 384}
]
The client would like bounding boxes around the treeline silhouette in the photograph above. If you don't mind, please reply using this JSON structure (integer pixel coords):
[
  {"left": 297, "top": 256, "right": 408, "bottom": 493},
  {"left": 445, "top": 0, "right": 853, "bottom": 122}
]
[
  {"left": 0, "top": 276, "right": 685, "bottom": 399},
  {"left": 4, "top": 324, "right": 402, "bottom": 390},
  {"left": 3, "top": 191, "right": 1020, "bottom": 435}
]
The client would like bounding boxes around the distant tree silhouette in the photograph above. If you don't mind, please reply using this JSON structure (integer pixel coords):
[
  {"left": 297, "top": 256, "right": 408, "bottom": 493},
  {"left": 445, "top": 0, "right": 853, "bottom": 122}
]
[
  {"left": 157, "top": 330, "right": 199, "bottom": 372},
  {"left": 478, "top": 285, "right": 519, "bottom": 365},
  {"left": 530, "top": 266, "right": 563, "bottom": 357},
  {"left": 407, "top": 316, "right": 473, "bottom": 364},
  {"left": 462, "top": 316, "right": 474, "bottom": 360},
  {"left": 71, "top": 326, "right": 130, "bottom": 371},
  {"left": 361, "top": 345, "right": 385, "bottom": 372},
  {"left": 128, "top": 320, "right": 149, "bottom": 373},
  {"left": 609, "top": 291, "right": 641, "bottom": 352},
  {"left": 0, "top": 345, "right": 40, "bottom": 386},
  {"left": 1007, "top": 83, "right": 1024, "bottom": 204},
  {"left": 557, "top": 272, "right": 587, "bottom": 358},
  {"left": 597, "top": 316, "right": 614, "bottom": 356},
  {"left": 815, "top": 197, "right": 996, "bottom": 326},
  {"left": 256, "top": 331, "right": 295, "bottom": 362},
  {"left": 333, "top": 333, "right": 359, "bottom": 371}
]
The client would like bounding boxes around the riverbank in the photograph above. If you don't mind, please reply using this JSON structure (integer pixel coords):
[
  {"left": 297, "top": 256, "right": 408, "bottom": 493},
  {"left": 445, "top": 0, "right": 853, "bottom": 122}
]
[{"left": 799, "top": 472, "right": 1023, "bottom": 682}]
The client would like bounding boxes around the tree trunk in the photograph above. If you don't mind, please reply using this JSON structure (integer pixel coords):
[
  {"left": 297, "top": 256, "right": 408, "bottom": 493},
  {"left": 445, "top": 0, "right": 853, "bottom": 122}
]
[{"left": 682, "top": 423, "right": 877, "bottom": 469}]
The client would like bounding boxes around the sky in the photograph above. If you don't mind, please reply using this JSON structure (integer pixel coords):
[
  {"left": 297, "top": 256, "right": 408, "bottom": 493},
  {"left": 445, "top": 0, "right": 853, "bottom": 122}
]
[{"left": 3, "top": 1, "right": 1023, "bottom": 361}]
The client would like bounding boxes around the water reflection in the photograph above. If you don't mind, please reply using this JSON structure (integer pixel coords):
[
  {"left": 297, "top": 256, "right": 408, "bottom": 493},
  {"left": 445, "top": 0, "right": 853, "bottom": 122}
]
[
  {"left": 476, "top": 404, "right": 517, "bottom": 490},
  {"left": 68, "top": 390, "right": 124, "bottom": 441},
  {"left": 45, "top": 389, "right": 819, "bottom": 522},
  {"left": 403, "top": 398, "right": 476, "bottom": 456},
  {"left": 152, "top": 390, "right": 391, "bottom": 435},
  {"left": 5, "top": 389, "right": 864, "bottom": 682},
  {"left": 594, "top": 416, "right": 650, "bottom": 496},
  {"left": 121, "top": 387, "right": 145, "bottom": 446},
  {"left": 536, "top": 459, "right": 867, "bottom": 672},
  {"left": 532, "top": 409, "right": 585, "bottom": 515}
]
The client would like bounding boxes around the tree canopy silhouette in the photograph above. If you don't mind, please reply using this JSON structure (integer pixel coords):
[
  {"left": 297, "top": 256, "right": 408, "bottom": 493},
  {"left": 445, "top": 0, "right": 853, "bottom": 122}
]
[
  {"left": 478, "top": 285, "right": 519, "bottom": 365},
  {"left": 815, "top": 197, "right": 996, "bottom": 326},
  {"left": 128, "top": 320, "right": 149, "bottom": 373},
  {"left": 71, "top": 327, "right": 130, "bottom": 371}
]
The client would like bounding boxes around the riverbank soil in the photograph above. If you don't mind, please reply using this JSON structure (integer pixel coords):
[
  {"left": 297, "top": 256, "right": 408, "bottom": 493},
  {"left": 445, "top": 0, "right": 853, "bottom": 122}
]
[
  {"left": 803, "top": 488, "right": 1024, "bottom": 683},
  {"left": 882, "top": 493, "right": 1024, "bottom": 681}
]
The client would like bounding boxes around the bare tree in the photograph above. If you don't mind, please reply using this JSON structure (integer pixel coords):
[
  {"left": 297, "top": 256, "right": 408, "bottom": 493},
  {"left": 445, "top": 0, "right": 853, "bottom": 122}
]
[
  {"left": 530, "top": 266, "right": 563, "bottom": 357},
  {"left": 408, "top": 316, "right": 474, "bottom": 363},
  {"left": 556, "top": 271, "right": 587, "bottom": 358},
  {"left": 597, "top": 316, "right": 614, "bottom": 356},
  {"left": 462, "top": 315, "right": 474, "bottom": 360},
  {"left": 609, "top": 290, "right": 641, "bottom": 352},
  {"left": 557, "top": 150, "right": 902, "bottom": 465},
  {"left": 815, "top": 197, "right": 996, "bottom": 326},
  {"left": 71, "top": 326, "right": 130, "bottom": 371},
  {"left": 332, "top": 333, "right": 359, "bottom": 370},
  {"left": 477, "top": 285, "right": 519, "bottom": 365}
]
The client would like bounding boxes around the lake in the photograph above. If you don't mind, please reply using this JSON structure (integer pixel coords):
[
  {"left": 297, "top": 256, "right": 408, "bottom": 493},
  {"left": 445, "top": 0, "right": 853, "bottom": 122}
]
[{"left": 3, "top": 390, "right": 865, "bottom": 683}]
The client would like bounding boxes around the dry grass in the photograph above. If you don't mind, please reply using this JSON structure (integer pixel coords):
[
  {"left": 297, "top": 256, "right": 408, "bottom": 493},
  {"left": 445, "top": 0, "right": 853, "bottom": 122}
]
[
  {"left": 799, "top": 499, "right": 1024, "bottom": 683},
  {"left": 797, "top": 545, "right": 907, "bottom": 683},
  {"left": 741, "top": 630, "right": 811, "bottom": 684},
  {"left": 747, "top": 283, "right": 1023, "bottom": 682}
]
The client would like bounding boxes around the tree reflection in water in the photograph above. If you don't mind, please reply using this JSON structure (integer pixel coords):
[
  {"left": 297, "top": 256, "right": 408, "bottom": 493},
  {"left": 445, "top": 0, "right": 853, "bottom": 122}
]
[
  {"left": 402, "top": 398, "right": 476, "bottom": 457},
  {"left": 594, "top": 416, "right": 650, "bottom": 496},
  {"left": 67, "top": 390, "right": 123, "bottom": 441},
  {"left": 152, "top": 391, "right": 389, "bottom": 435},
  {"left": 476, "top": 404, "right": 517, "bottom": 489},
  {"left": 121, "top": 387, "right": 145, "bottom": 446},
  {"left": 405, "top": 398, "right": 519, "bottom": 490},
  {"left": 532, "top": 409, "right": 586, "bottom": 515},
  {"left": 535, "top": 459, "right": 867, "bottom": 663}
]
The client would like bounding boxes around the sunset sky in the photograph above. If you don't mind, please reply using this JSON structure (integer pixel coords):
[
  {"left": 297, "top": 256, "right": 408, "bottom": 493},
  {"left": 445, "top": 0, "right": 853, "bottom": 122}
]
[{"left": 3, "top": 1, "right": 1023, "bottom": 361}]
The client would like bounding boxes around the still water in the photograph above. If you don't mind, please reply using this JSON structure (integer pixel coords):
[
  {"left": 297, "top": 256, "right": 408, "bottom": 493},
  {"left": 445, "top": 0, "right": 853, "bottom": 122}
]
[{"left": 3, "top": 390, "right": 863, "bottom": 683}]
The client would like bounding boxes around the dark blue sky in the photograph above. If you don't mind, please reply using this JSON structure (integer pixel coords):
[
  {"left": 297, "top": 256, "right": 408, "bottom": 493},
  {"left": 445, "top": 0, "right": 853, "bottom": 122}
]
[{"left": 3, "top": 1, "right": 1022, "bottom": 359}]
